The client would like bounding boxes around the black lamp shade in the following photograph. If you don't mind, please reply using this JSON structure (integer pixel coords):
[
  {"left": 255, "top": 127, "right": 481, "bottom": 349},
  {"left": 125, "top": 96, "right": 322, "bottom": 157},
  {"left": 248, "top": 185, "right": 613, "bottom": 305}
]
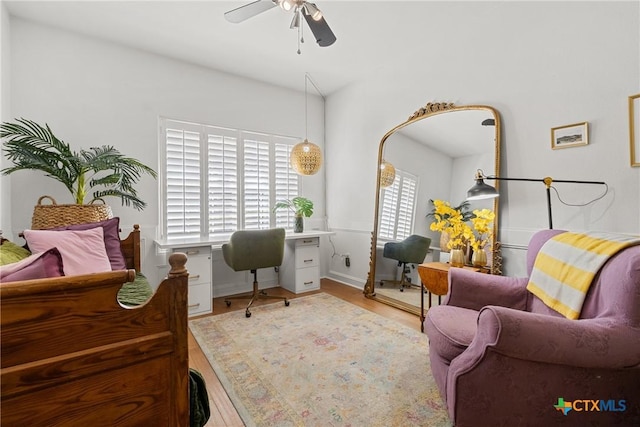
[{"left": 467, "top": 178, "right": 499, "bottom": 201}]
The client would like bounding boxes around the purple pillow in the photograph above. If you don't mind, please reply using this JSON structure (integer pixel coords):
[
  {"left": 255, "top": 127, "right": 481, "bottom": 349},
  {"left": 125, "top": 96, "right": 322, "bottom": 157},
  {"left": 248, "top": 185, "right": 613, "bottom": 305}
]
[
  {"left": 0, "top": 248, "right": 64, "bottom": 282},
  {"left": 53, "top": 217, "right": 126, "bottom": 270}
]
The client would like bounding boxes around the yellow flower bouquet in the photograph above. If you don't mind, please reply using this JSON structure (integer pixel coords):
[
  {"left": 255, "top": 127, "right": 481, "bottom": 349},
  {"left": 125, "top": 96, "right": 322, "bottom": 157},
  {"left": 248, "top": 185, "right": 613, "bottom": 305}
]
[
  {"left": 428, "top": 200, "right": 475, "bottom": 251},
  {"left": 469, "top": 208, "right": 495, "bottom": 251}
]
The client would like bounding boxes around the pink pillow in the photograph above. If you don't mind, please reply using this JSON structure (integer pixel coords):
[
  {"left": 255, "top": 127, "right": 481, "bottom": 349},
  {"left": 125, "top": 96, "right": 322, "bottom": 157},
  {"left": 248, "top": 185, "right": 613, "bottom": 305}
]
[
  {"left": 23, "top": 228, "right": 112, "bottom": 276},
  {"left": 0, "top": 248, "right": 64, "bottom": 282},
  {"left": 52, "top": 217, "right": 126, "bottom": 270}
]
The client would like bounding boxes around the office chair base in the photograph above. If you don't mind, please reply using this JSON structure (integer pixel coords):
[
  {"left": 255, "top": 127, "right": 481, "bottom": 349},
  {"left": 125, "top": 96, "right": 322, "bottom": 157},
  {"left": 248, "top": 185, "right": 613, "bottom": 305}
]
[
  {"left": 380, "top": 279, "right": 420, "bottom": 292},
  {"left": 224, "top": 274, "right": 289, "bottom": 317},
  {"left": 379, "top": 265, "right": 420, "bottom": 292}
]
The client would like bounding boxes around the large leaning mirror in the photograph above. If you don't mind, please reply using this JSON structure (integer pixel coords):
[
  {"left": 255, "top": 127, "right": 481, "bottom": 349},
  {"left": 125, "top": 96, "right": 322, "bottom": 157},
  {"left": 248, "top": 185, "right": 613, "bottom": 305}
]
[{"left": 364, "top": 102, "right": 501, "bottom": 316}]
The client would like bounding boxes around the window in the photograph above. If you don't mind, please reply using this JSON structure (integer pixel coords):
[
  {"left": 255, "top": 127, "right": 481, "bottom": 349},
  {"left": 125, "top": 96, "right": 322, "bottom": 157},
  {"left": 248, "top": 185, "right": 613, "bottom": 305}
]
[
  {"left": 161, "top": 119, "right": 299, "bottom": 240},
  {"left": 378, "top": 169, "right": 418, "bottom": 241}
]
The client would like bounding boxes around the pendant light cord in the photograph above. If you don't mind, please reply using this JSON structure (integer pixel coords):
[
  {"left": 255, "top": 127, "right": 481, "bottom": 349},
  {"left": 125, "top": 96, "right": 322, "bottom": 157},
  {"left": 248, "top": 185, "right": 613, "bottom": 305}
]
[
  {"left": 303, "top": 72, "right": 325, "bottom": 141},
  {"left": 305, "top": 73, "right": 308, "bottom": 140}
]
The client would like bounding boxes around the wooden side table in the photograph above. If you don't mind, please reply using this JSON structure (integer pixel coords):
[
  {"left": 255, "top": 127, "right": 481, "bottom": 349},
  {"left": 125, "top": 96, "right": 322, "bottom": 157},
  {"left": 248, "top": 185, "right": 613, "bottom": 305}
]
[{"left": 417, "top": 262, "right": 482, "bottom": 331}]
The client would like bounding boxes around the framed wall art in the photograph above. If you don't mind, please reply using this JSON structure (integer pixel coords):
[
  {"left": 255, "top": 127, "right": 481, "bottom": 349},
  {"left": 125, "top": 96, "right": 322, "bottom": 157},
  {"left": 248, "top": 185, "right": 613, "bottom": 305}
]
[
  {"left": 629, "top": 93, "right": 640, "bottom": 167},
  {"left": 551, "top": 122, "right": 589, "bottom": 149}
]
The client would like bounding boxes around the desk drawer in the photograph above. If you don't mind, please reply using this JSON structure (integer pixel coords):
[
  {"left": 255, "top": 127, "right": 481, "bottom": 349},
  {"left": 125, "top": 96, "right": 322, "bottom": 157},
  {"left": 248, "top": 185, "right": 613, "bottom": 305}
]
[
  {"left": 188, "top": 282, "right": 212, "bottom": 316},
  {"left": 296, "top": 245, "right": 319, "bottom": 269},
  {"left": 296, "top": 237, "right": 319, "bottom": 247},
  {"left": 295, "top": 266, "right": 320, "bottom": 292},
  {"left": 175, "top": 247, "right": 211, "bottom": 286}
]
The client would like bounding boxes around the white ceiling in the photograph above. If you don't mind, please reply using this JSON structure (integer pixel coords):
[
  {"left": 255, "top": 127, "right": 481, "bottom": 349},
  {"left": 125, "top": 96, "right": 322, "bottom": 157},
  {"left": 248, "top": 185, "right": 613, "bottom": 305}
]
[{"left": 4, "top": 0, "right": 473, "bottom": 96}]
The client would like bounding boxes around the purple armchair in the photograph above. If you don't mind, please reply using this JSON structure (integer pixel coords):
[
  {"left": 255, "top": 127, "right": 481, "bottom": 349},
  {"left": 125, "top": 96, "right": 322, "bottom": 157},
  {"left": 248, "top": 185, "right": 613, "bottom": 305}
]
[{"left": 424, "top": 230, "right": 640, "bottom": 426}]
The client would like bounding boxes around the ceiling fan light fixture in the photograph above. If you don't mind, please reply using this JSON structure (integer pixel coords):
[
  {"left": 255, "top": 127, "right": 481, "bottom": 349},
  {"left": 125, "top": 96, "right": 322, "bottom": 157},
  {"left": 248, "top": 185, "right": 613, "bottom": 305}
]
[
  {"left": 277, "top": 0, "right": 294, "bottom": 12},
  {"left": 304, "top": 3, "right": 323, "bottom": 21},
  {"left": 225, "top": 0, "right": 336, "bottom": 49}
]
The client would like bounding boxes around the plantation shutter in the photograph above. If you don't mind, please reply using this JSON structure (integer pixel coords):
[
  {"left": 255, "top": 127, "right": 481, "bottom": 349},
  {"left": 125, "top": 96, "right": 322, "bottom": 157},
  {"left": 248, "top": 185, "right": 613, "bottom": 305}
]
[
  {"left": 378, "top": 170, "right": 418, "bottom": 241},
  {"left": 207, "top": 129, "right": 238, "bottom": 235},
  {"left": 378, "top": 179, "right": 400, "bottom": 240},
  {"left": 165, "top": 127, "right": 201, "bottom": 239},
  {"left": 274, "top": 140, "right": 299, "bottom": 229},
  {"left": 243, "top": 135, "right": 271, "bottom": 230},
  {"left": 161, "top": 118, "right": 301, "bottom": 239},
  {"left": 395, "top": 173, "right": 417, "bottom": 240}
]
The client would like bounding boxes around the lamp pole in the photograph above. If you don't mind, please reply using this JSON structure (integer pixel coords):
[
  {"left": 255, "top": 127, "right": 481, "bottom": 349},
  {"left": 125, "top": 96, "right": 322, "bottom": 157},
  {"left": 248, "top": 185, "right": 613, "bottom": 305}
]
[{"left": 484, "top": 175, "right": 606, "bottom": 229}]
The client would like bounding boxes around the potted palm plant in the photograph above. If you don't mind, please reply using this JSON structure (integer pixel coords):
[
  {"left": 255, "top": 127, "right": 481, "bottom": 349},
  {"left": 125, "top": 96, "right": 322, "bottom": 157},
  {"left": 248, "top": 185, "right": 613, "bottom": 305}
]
[
  {"left": 273, "top": 196, "right": 314, "bottom": 233},
  {"left": 1, "top": 118, "right": 156, "bottom": 227}
]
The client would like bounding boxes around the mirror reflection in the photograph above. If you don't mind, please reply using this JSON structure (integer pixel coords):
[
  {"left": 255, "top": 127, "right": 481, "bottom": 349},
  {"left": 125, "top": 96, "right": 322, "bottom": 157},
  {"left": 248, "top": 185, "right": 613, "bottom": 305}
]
[{"left": 365, "top": 103, "right": 501, "bottom": 317}]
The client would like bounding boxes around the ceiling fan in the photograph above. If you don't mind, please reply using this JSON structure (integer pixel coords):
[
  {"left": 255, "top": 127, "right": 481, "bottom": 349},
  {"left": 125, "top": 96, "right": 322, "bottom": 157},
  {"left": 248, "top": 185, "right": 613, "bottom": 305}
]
[{"left": 224, "top": 0, "right": 337, "bottom": 52}]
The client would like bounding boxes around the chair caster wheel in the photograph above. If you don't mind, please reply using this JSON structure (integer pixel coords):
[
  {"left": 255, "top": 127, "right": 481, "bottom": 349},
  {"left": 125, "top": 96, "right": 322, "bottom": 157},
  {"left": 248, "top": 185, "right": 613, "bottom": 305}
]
[
  {"left": 285, "top": 301, "right": 290, "bottom": 306},
  {"left": 400, "top": 288, "right": 404, "bottom": 292},
  {"left": 245, "top": 311, "right": 251, "bottom": 318}
]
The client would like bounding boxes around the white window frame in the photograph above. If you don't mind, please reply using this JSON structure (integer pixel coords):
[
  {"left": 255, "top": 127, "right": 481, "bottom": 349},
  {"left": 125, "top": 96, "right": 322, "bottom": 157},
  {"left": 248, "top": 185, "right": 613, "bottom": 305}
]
[
  {"left": 378, "top": 169, "right": 418, "bottom": 241},
  {"left": 159, "top": 118, "right": 301, "bottom": 241}
]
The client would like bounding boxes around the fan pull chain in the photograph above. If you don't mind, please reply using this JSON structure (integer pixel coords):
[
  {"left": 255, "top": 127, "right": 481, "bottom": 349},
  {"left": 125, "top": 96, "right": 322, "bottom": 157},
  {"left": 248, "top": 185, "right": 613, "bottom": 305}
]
[{"left": 297, "top": 13, "right": 303, "bottom": 55}]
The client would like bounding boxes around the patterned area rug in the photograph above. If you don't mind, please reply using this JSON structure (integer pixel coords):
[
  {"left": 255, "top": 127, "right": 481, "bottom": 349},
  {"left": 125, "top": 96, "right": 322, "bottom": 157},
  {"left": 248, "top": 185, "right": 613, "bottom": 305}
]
[{"left": 189, "top": 293, "right": 450, "bottom": 427}]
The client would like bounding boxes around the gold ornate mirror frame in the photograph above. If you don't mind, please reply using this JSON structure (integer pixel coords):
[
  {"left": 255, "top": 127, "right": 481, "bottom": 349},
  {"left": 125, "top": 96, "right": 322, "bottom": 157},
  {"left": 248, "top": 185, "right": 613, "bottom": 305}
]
[{"left": 364, "top": 102, "right": 502, "bottom": 314}]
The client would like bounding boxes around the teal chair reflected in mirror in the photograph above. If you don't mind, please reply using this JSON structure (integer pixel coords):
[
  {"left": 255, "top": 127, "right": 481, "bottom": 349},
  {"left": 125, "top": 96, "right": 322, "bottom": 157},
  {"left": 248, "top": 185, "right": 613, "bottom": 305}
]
[
  {"left": 222, "top": 228, "right": 290, "bottom": 317},
  {"left": 380, "top": 235, "right": 431, "bottom": 292}
]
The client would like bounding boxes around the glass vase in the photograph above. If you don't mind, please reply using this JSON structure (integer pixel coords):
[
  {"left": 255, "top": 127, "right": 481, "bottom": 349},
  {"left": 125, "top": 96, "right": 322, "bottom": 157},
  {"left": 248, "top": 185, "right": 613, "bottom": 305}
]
[
  {"left": 450, "top": 248, "right": 465, "bottom": 267},
  {"left": 472, "top": 248, "right": 487, "bottom": 268},
  {"left": 439, "top": 232, "right": 451, "bottom": 253}
]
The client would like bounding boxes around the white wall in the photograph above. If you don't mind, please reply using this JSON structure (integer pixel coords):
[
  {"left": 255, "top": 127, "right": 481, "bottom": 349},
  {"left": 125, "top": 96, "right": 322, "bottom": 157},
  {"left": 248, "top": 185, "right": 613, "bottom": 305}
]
[
  {"left": 325, "top": 1, "right": 640, "bottom": 283},
  {"left": 0, "top": 2, "right": 11, "bottom": 239},
  {"left": 6, "top": 19, "right": 326, "bottom": 285}
]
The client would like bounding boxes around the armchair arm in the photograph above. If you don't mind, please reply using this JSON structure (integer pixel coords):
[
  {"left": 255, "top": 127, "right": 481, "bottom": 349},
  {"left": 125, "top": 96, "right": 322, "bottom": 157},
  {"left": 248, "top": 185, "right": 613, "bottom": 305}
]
[
  {"left": 445, "top": 268, "right": 529, "bottom": 311},
  {"left": 470, "top": 306, "right": 640, "bottom": 369}
]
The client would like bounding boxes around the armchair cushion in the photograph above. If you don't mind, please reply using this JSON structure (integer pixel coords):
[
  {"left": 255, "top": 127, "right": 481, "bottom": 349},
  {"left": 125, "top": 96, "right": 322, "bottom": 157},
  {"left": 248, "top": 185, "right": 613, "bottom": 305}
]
[{"left": 424, "top": 306, "right": 478, "bottom": 362}]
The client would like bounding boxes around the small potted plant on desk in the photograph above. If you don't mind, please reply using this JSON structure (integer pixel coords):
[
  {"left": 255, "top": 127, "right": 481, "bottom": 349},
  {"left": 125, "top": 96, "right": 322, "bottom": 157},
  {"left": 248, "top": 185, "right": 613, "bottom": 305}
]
[{"left": 273, "top": 196, "right": 314, "bottom": 233}]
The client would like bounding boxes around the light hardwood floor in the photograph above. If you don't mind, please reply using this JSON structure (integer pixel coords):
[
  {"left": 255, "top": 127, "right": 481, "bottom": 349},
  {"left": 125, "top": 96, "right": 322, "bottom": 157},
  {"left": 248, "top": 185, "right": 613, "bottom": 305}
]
[{"left": 188, "top": 278, "right": 422, "bottom": 427}]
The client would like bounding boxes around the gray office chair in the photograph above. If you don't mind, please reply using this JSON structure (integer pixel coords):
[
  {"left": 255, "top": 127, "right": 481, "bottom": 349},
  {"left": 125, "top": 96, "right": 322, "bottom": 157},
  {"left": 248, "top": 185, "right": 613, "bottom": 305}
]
[
  {"left": 380, "top": 235, "right": 431, "bottom": 292},
  {"left": 222, "top": 228, "right": 290, "bottom": 317}
]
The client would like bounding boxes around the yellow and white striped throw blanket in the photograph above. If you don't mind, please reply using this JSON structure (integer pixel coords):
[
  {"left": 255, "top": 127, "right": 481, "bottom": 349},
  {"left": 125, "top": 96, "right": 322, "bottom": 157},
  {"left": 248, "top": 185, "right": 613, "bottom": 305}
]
[{"left": 526, "top": 231, "right": 640, "bottom": 320}]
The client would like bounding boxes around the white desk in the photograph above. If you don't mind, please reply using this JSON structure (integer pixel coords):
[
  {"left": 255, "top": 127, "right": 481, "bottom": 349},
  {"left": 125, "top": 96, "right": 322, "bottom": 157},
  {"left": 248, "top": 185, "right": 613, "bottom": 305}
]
[
  {"left": 155, "top": 231, "right": 334, "bottom": 250},
  {"left": 154, "top": 231, "right": 335, "bottom": 315}
]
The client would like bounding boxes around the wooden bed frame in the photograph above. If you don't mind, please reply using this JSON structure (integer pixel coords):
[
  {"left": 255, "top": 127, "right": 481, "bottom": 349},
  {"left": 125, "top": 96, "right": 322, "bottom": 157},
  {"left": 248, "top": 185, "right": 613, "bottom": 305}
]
[{"left": 1, "top": 225, "right": 190, "bottom": 426}]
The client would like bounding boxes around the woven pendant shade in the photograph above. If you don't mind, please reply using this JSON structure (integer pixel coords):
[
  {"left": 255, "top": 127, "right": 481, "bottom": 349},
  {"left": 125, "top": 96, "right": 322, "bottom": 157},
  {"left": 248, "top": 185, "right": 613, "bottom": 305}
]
[
  {"left": 379, "top": 160, "right": 396, "bottom": 187},
  {"left": 291, "top": 139, "right": 322, "bottom": 175}
]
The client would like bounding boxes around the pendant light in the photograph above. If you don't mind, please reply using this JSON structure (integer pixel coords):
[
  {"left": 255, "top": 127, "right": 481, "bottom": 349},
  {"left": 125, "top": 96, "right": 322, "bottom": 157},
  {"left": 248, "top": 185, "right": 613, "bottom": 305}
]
[
  {"left": 291, "top": 73, "right": 323, "bottom": 175},
  {"left": 379, "top": 160, "right": 396, "bottom": 187}
]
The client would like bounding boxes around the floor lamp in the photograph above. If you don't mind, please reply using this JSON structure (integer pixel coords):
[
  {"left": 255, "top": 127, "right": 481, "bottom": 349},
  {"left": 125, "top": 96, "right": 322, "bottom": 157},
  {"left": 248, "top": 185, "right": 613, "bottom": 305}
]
[{"left": 466, "top": 169, "right": 607, "bottom": 229}]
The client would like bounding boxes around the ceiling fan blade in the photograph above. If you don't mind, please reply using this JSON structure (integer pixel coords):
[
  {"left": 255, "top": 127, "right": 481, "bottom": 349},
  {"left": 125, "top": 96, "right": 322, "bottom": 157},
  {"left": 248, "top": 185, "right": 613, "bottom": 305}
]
[
  {"left": 224, "top": 0, "right": 276, "bottom": 24},
  {"left": 302, "top": 9, "right": 336, "bottom": 47}
]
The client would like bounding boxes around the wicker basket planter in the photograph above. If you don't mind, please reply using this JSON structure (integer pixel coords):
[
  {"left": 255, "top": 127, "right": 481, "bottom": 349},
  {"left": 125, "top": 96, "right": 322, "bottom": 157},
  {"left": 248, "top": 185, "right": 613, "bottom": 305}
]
[{"left": 31, "top": 195, "right": 113, "bottom": 230}]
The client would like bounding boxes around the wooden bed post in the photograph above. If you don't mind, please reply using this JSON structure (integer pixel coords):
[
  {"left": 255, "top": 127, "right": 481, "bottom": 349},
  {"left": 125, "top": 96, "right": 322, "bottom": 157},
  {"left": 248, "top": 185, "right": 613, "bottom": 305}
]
[
  {"left": 168, "top": 251, "right": 190, "bottom": 425},
  {"left": 120, "top": 224, "right": 141, "bottom": 272}
]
